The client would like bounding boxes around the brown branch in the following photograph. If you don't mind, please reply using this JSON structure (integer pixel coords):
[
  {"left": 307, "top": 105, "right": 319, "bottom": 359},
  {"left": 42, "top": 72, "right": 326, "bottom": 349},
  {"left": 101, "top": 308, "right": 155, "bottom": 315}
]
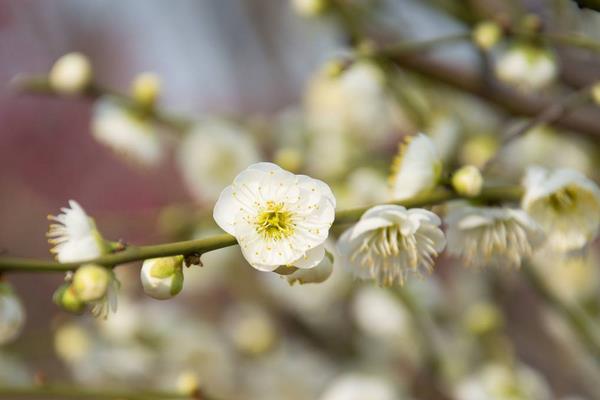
[{"left": 379, "top": 53, "right": 600, "bottom": 140}]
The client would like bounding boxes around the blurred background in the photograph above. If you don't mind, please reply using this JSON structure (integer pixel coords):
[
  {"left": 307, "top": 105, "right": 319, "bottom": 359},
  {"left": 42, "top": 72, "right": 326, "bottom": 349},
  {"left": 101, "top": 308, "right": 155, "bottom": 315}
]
[{"left": 1, "top": 0, "right": 600, "bottom": 399}]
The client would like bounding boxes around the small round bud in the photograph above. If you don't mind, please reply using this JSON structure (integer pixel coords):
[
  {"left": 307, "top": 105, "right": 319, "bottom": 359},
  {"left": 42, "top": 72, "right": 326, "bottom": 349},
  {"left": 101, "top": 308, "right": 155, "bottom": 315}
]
[
  {"left": 273, "top": 147, "right": 303, "bottom": 173},
  {"left": 495, "top": 44, "right": 557, "bottom": 90},
  {"left": 176, "top": 370, "right": 199, "bottom": 395},
  {"left": 53, "top": 283, "right": 86, "bottom": 314},
  {"left": 460, "top": 135, "right": 499, "bottom": 168},
  {"left": 131, "top": 72, "right": 161, "bottom": 107},
  {"left": 49, "top": 52, "right": 92, "bottom": 94},
  {"left": 472, "top": 21, "right": 502, "bottom": 50},
  {"left": 141, "top": 256, "right": 184, "bottom": 300},
  {"left": 291, "top": 0, "right": 327, "bottom": 17},
  {"left": 0, "top": 282, "right": 25, "bottom": 345},
  {"left": 591, "top": 82, "right": 600, "bottom": 106},
  {"left": 72, "top": 264, "right": 110, "bottom": 302},
  {"left": 464, "top": 302, "right": 503, "bottom": 335},
  {"left": 452, "top": 165, "right": 483, "bottom": 197}
]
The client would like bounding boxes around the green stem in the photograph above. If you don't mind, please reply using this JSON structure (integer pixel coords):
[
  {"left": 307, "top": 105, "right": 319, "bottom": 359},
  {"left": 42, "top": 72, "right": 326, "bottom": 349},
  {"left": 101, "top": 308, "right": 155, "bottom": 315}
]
[
  {"left": 522, "top": 263, "right": 600, "bottom": 365},
  {"left": 364, "top": 33, "right": 471, "bottom": 59},
  {"left": 0, "top": 385, "right": 194, "bottom": 400},
  {"left": 0, "top": 186, "right": 522, "bottom": 272}
]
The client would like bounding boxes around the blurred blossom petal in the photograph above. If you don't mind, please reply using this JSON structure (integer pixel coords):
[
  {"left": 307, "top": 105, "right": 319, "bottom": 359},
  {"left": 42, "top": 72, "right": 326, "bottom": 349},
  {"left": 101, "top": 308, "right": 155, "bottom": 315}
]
[
  {"left": 390, "top": 133, "right": 442, "bottom": 201},
  {"left": 446, "top": 203, "right": 544, "bottom": 268},
  {"left": 177, "top": 119, "right": 261, "bottom": 203},
  {"left": 522, "top": 166, "right": 600, "bottom": 253},
  {"left": 92, "top": 97, "right": 164, "bottom": 166}
]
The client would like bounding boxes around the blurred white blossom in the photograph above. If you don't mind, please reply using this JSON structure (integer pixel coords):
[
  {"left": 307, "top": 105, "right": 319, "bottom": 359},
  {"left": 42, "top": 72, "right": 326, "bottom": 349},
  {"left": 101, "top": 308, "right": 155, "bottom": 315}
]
[
  {"left": 495, "top": 44, "right": 557, "bottom": 90},
  {"left": 213, "top": 162, "right": 336, "bottom": 271},
  {"left": 177, "top": 119, "right": 260, "bottom": 203},
  {"left": 446, "top": 204, "right": 544, "bottom": 268},
  {"left": 454, "top": 363, "right": 551, "bottom": 400},
  {"left": 320, "top": 373, "right": 398, "bottom": 400},
  {"left": 338, "top": 205, "right": 445, "bottom": 286},
  {"left": 522, "top": 167, "right": 600, "bottom": 253},
  {"left": 390, "top": 133, "right": 442, "bottom": 201},
  {"left": 92, "top": 97, "right": 163, "bottom": 166},
  {"left": 47, "top": 200, "right": 107, "bottom": 263},
  {"left": 0, "top": 283, "right": 25, "bottom": 345}
]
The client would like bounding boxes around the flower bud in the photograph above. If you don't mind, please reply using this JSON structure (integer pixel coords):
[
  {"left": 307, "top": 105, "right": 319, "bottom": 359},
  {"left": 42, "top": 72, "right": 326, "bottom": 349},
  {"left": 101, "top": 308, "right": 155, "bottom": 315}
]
[
  {"left": 131, "top": 72, "right": 161, "bottom": 107},
  {"left": 285, "top": 250, "right": 333, "bottom": 285},
  {"left": 452, "top": 165, "right": 483, "bottom": 197},
  {"left": 472, "top": 21, "right": 502, "bottom": 50},
  {"left": 49, "top": 52, "right": 92, "bottom": 94},
  {"left": 291, "top": 0, "right": 327, "bottom": 17},
  {"left": 72, "top": 264, "right": 110, "bottom": 302},
  {"left": 141, "top": 256, "right": 184, "bottom": 300},
  {"left": 592, "top": 81, "right": 600, "bottom": 106},
  {"left": 460, "top": 135, "right": 499, "bottom": 168},
  {"left": 176, "top": 370, "right": 199, "bottom": 395},
  {"left": 53, "top": 283, "right": 86, "bottom": 314},
  {"left": 273, "top": 147, "right": 303, "bottom": 173},
  {"left": 0, "top": 282, "right": 25, "bottom": 345},
  {"left": 464, "top": 302, "right": 503, "bottom": 335}
]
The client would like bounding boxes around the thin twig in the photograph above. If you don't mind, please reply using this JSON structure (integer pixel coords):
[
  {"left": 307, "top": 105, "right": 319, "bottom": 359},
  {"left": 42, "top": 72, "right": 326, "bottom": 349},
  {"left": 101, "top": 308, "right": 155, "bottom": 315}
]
[
  {"left": 11, "top": 75, "right": 192, "bottom": 132},
  {"left": 522, "top": 263, "right": 600, "bottom": 366},
  {"left": 0, "top": 385, "right": 194, "bottom": 400},
  {"left": 0, "top": 186, "right": 523, "bottom": 272}
]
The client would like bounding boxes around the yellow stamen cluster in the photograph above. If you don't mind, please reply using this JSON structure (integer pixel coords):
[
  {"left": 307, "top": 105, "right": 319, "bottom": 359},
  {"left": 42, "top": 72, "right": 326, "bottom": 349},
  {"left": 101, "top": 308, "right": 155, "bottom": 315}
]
[{"left": 255, "top": 201, "right": 295, "bottom": 241}]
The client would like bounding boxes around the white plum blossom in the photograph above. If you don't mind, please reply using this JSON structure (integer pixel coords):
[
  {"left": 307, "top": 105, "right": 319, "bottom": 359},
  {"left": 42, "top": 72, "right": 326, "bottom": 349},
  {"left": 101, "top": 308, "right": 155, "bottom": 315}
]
[
  {"left": 446, "top": 204, "right": 544, "bottom": 268},
  {"left": 320, "top": 373, "right": 398, "bottom": 400},
  {"left": 0, "top": 283, "right": 25, "bottom": 345},
  {"left": 522, "top": 167, "right": 600, "bottom": 253},
  {"left": 140, "top": 256, "right": 185, "bottom": 300},
  {"left": 92, "top": 97, "right": 163, "bottom": 166},
  {"left": 495, "top": 44, "right": 557, "bottom": 90},
  {"left": 47, "top": 200, "right": 107, "bottom": 263},
  {"left": 338, "top": 205, "right": 446, "bottom": 286},
  {"left": 390, "top": 134, "right": 442, "bottom": 201},
  {"left": 213, "top": 162, "right": 336, "bottom": 272},
  {"left": 177, "top": 119, "right": 260, "bottom": 203}
]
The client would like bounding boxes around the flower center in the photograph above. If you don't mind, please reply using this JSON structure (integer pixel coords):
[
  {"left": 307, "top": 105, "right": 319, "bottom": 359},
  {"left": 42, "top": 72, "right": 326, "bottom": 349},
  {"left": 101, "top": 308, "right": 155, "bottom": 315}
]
[
  {"left": 549, "top": 186, "right": 577, "bottom": 211},
  {"left": 255, "top": 201, "right": 295, "bottom": 240}
]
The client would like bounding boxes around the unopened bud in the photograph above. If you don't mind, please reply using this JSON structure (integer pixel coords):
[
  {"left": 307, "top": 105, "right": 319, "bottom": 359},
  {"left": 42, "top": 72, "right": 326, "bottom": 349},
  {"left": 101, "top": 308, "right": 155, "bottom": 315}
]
[
  {"left": 141, "top": 256, "right": 184, "bottom": 300},
  {"left": 591, "top": 82, "right": 600, "bottom": 106},
  {"left": 72, "top": 264, "right": 110, "bottom": 302},
  {"left": 464, "top": 302, "right": 503, "bottom": 335},
  {"left": 0, "top": 282, "right": 25, "bottom": 345},
  {"left": 452, "top": 165, "right": 483, "bottom": 197},
  {"left": 274, "top": 147, "right": 303, "bottom": 173},
  {"left": 131, "top": 72, "right": 161, "bottom": 107},
  {"left": 49, "top": 52, "right": 92, "bottom": 94},
  {"left": 291, "top": 0, "right": 327, "bottom": 17},
  {"left": 176, "top": 370, "right": 200, "bottom": 395},
  {"left": 53, "top": 283, "right": 86, "bottom": 314},
  {"left": 472, "top": 21, "right": 502, "bottom": 50}
]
